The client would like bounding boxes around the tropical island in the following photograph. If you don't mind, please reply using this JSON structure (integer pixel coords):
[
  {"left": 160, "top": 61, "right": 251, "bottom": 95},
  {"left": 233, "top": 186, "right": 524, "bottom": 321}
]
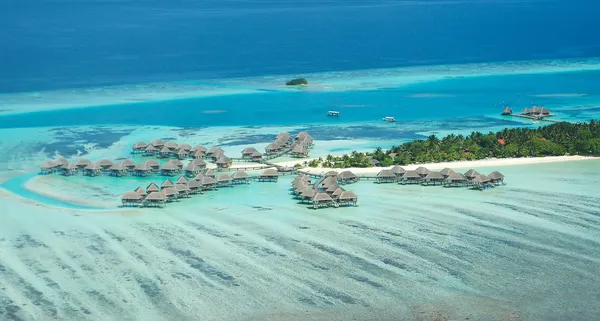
[
  {"left": 308, "top": 120, "right": 600, "bottom": 168},
  {"left": 285, "top": 78, "right": 308, "bottom": 86}
]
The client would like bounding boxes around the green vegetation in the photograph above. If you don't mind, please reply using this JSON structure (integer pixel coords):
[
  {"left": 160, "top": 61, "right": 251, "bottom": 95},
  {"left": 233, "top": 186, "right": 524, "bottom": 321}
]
[
  {"left": 285, "top": 78, "right": 308, "bottom": 86},
  {"left": 294, "top": 163, "right": 303, "bottom": 169},
  {"left": 308, "top": 120, "right": 600, "bottom": 168}
]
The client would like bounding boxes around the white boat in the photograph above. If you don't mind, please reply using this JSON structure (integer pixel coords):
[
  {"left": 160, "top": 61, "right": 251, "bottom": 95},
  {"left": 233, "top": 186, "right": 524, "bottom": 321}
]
[
  {"left": 327, "top": 111, "right": 340, "bottom": 117},
  {"left": 382, "top": 116, "right": 396, "bottom": 122}
]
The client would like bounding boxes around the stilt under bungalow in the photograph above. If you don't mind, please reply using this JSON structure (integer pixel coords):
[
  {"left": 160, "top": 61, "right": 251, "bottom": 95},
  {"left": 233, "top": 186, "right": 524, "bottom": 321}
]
[
  {"left": 488, "top": 171, "right": 506, "bottom": 185},
  {"left": 185, "top": 164, "right": 201, "bottom": 177},
  {"left": 422, "top": 171, "right": 445, "bottom": 186},
  {"left": 217, "top": 173, "right": 233, "bottom": 187},
  {"left": 337, "top": 171, "right": 358, "bottom": 184},
  {"left": 40, "top": 161, "right": 57, "bottom": 174},
  {"left": 337, "top": 191, "right": 358, "bottom": 207},
  {"left": 134, "top": 162, "right": 151, "bottom": 176},
  {"left": 151, "top": 139, "right": 165, "bottom": 149},
  {"left": 472, "top": 174, "right": 493, "bottom": 190},
  {"left": 109, "top": 162, "right": 127, "bottom": 177},
  {"left": 175, "top": 184, "right": 191, "bottom": 198},
  {"left": 259, "top": 168, "right": 279, "bottom": 182},
  {"left": 161, "top": 162, "right": 180, "bottom": 176},
  {"left": 200, "top": 176, "right": 218, "bottom": 190},
  {"left": 97, "top": 159, "right": 113, "bottom": 170},
  {"left": 191, "top": 158, "right": 207, "bottom": 169},
  {"left": 144, "top": 191, "right": 166, "bottom": 207},
  {"left": 300, "top": 188, "right": 316, "bottom": 203},
  {"left": 231, "top": 171, "right": 250, "bottom": 184},
  {"left": 61, "top": 163, "right": 78, "bottom": 176},
  {"left": 84, "top": 163, "right": 102, "bottom": 176},
  {"left": 144, "top": 144, "right": 158, "bottom": 156},
  {"left": 145, "top": 160, "right": 160, "bottom": 172},
  {"left": 162, "top": 187, "right": 179, "bottom": 202},
  {"left": 164, "top": 141, "right": 178, "bottom": 151},
  {"left": 75, "top": 158, "right": 91, "bottom": 170},
  {"left": 312, "top": 192, "right": 336, "bottom": 209},
  {"left": 444, "top": 172, "right": 470, "bottom": 187},
  {"left": 401, "top": 170, "right": 422, "bottom": 184},
  {"left": 121, "top": 191, "right": 143, "bottom": 207},
  {"left": 376, "top": 169, "right": 396, "bottom": 183},
  {"left": 188, "top": 179, "right": 202, "bottom": 194}
]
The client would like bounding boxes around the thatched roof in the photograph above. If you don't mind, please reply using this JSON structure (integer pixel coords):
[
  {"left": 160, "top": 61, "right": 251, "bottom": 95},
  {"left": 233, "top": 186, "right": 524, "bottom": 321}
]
[
  {"left": 403, "top": 170, "right": 421, "bottom": 179},
  {"left": 188, "top": 179, "right": 200, "bottom": 189},
  {"left": 122, "top": 191, "right": 142, "bottom": 200},
  {"left": 161, "top": 179, "right": 175, "bottom": 188},
  {"left": 447, "top": 172, "right": 467, "bottom": 181},
  {"left": 145, "top": 159, "right": 159, "bottom": 168},
  {"left": 161, "top": 162, "right": 179, "bottom": 170},
  {"left": 415, "top": 166, "right": 430, "bottom": 175},
  {"left": 194, "top": 173, "right": 205, "bottom": 181},
  {"left": 146, "top": 191, "right": 166, "bottom": 200},
  {"left": 377, "top": 169, "right": 395, "bottom": 178},
  {"left": 291, "top": 144, "right": 307, "bottom": 154},
  {"left": 232, "top": 171, "right": 249, "bottom": 179},
  {"left": 179, "top": 144, "right": 192, "bottom": 151},
  {"left": 301, "top": 188, "right": 316, "bottom": 198},
  {"left": 294, "top": 184, "right": 308, "bottom": 193},
  {"left": 192, "top": 150, "right": 205, "bottom": 158},
  {"left": 472, "top": 174, "right": 491, "bottom": 184},
  {"left": 217, "top": 173, "right": 233, "bottom": 182},
  {"left": 75, "top": 158, "right": 91, "bottom": 166},
  {"left": 464, "top": 169, "right": 479, "bottom": 178},
  {"left": 321, "top": 176, "right": 337, "bottom": 188},
  {"left": 146, "top": 183, "right": 160, "bottom": 193},
  {"left": 185, "top": 164, "right": 200, "bottom": 172},
  {"left": 200, "top": 176, "right": 217, "bottom": 186},
  {"left": 191, "top": 158, "right": 206, "bottom": 166},
  {"left": 488, "top": 171, "right": 505, "bottom": 179},
  {"left": 390, "top": 165, "right": 406, "bottom": 175},
  {"left": 145, "top": 145, "right": 157, "bottom": 152},
  {"left": 164, "top": 141, "right": 178, "bottom": 149},
  {"left": 326, "top": 183, "right": 340, "bottom": 193},
  {"left": 265, "top": 143, "right": 280, "bottom": 151},
  {"left": 293, "top": 175, "right": 310, "bottom": 182},
  {"left": 97, "top": 159, "right": 113, "bottom": 167},
  {"left": 85, "top": 163, "right": 102, "bottom": 170},
  {"left": 176, "top": 176, "right": 188, "bottom": 184},
  {"left": 163, "top": 187, "right": 178, "bottom": 196},
  {"left": 134, "top": 187, "right": 147, "bottom": 196},
  {"left": 54, "top": 157, "right": 68, "bottom": 166},
  {"left": 61, "top": 163, "right": 78, "bottom": 170},
  {"left": 440, "top": 168, "right": 455, "bottom": 177},
  {"left": 204, "top": 169, "right": 216, "bottom": 177},
  {"left": 109, "top": 162, "right": 125, "bottom": 170},
  {"left": 261, "top": 168, "right": 279, "bottom": 177},
  {"left": 133, "top": 142, "right": 148, "bottom": 149},
  {"left": 160, "top": 146, "right": 171, "bottom": 153},
  {"left": 323, "top": 171, "right": 338, "bottom": 177},
  {"left": 338, "top": 191, "right": 358, "bottom": 200},
  {"left": 41, "top": 161, "right": 55, "bottom": 169},
  {"left": 175, "top": 184, "right": 190, "bottom": 193},
  {"left": 151, "top": 139, "right": 165, "bottom": 147},
  {"left": 169, "top": 159, "right": 183, "bottom": 167},
  {"left": 337, "top": 171, "right": 356, "bottom": 179},
  {"left": 277, "top": 132, "right": 290, "bottom": 140},
  {"left": 313, "top": 192, "right": 333, "bottom": 202},
  {"left": 121, "top": 159, "right": 135, "bottom": 167},
  {"left": 192, "top": 145, "right": 207, "bottom": 153},
  {"left": 370, "top": 159, "right": 379, "bottom": 166},
  {"left": 242, "top": 147, "right": 259, "bottom": 155},
  {"left": 176, "top": 148, "right": 188, "bottom": 156},
  {"left": 296, "top": 131, "right": 309, "bottom": 139},
  {"left": 251, "top": 151, "right": 262, "bottom": 157},
  {"left": 424, "top": 171, "right": 444, "bottom": 180},
  {"left": 208, "top": 146, "right": 224, "bottom": 155},
  {"left": 293, "top": 181, "right": 308, "bottom": 189},
  {"left": 216, "top": 156, "right": 231, "bottom": 164},
  {"left": 332, "top": 187, "right": 345, "bottom": 197}
]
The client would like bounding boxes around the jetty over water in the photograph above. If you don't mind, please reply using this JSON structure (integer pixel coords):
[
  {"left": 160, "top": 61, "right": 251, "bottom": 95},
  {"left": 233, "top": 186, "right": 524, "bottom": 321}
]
[{"left": 501, "top": 106, "right": 562, "bottom": 123}]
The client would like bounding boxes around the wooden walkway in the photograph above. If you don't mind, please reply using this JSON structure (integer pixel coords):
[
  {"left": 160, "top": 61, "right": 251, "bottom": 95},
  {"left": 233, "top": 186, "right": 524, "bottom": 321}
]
[{"left": 504, "top": 114, "right": 562, "bottom": 123}]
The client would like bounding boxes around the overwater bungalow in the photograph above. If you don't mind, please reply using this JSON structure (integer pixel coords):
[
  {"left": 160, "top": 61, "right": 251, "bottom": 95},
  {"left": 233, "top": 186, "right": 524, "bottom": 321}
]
[
  {"left": 191, "top": 145, "right": 207, "bottom": 154},
  {"left": 415, "top": 166, "right": 430, "bottom": 177},
  {"left": 191, "top": 158, "right": 207, "bottom": 169},
  {"left": 290, "top": 144, "right": 309, "bottom": 157},
  {"left": 337, "top": 171, "right": 358, "bottom": 184},
  {"left": 300, "top": 188, "right": 316, "bottom": 203},
  {"left": 134, "top": 186, "right": 147, "bottom": 198},
  {"left": 121, "top": 191, "right": 143, "bottom": 207},
  {"left": 185, "top": 164, "right": 201, "bottom": 177},
  {"left": 326, "top": 183, "right": 341, "bottom": 194},
  {"left": 175, "top": 184, "right": 191, "bottom": 198},
  {"left": 259, "top": 168, "right": 279, "bottom": 182},
  {"left": 332, "top": 187, "right": 345, "bottom": 199},
  {"left": 276, "top": 137, "right": 291, "bottom": 148},
  {"left": 191, "top": 149, "right": 205, "bottom": 159},
  {"left": 501, "top": 107, "right": 513, "bottom": 116},
  {"left": 194, "top": 173, "right": 204, "bottom": 181},
  {"left": 312, "top": 192, "right": 335, "bottom": 209},
  {"left": 54, "top": 158, "right": 69, "bottom": 168},
  {"left": 161, "top": 162, "right": 180, "bottom": 176},
  {"left": 277, "top": 132, "right": 291, "bottom": 141},
  {"left": 377, "top": 169, "right": 397, "bottom": 183},
  {"left": 488, "top": 171, "right": 505, "bottom": 185},
  {"left": 323, "top": 171, "right": 338, "bottom": 177},
  {"left": 161, "top": 179, "right": 175, "bottom": 190},
  {"left": 144, "top": 191, "right": 166, "bottom": 208},
  {"left": 61, "top": 163, "right": 78, "bottom": 176},
  {"left": 401, "top": 170, "right": 422, "bottom": 184},
  {"left": 134, "top": 162, "right": 151, "bottom": 176},
  {"left": 207, "top": 146, "right": 224, "bottom": 157},
  {"left": 188, "top": 179, "right": 202, "bottom": 194},
  {"left": 145, "top": 159, "right": 160, "bottom": 172},
  {"left": 337, "top": 191, "right": 358, "bottom": 207},
  {"left": 132, "top": 142, "right": 148, "bottom": 153},
  {"left": 204, "top": 169, "right": 216, "bottom": 178},
  {"left": 151, "top": 139, "right": 165, "bottom": 149},
  {"left": 251, "top": 151, "right": 263, "bottom": 161},
  {"left": 296, "top": 131, "right": 309, "bottom": 140},
  {"left": 179, "top": 144, "right": 192, "bottom": 152},
  {"left": 40, "top": 161, "right": 57, "bottom": 174},
  {"left": 242, "top": 147, "right": 259, "bottom": 158},
  {"left": 294, "top": 174, "right": 311, "bottom": 184},
  {"left": 472, "top": 174, "right": 493, "bottom": 190},
  {"left": 144, "top": 144, "right": 158, "bottom": 156},
  {"left": 231, "top": 171, "right": 250, "bottom": 184},
  {"left": 217, "top": 173, "right": 233, "bottom": 187},
  {"left": 75, "top": 158, "right": 91, "bottom": 170},
  {"left": 464, "top": 169, "right": 480, "bottom": 180},
  {"left": 522, "top": 106, "right": 551, "bottom": 116},
  {"left": 84, "top": 163, "right": 102, "bottom": 176},
  {"left": 200, "top": 176, "right": 218, "bottom": 190},
  {"left": 109, "top": 162, "right": 127, "bottom": 177},
  {"left": 97, "top": 159, "right": 113, "bottom": 170},
  {"left": 265, "top": 143, "right": 282, "bottom": 154},
  {"left": 169, "top": 159, "right": 184, "bottom": 169},
  {"left": 440, "top": 168, "right": 455, "bottom": 178},
  {"left": 159, "top": 146, "right": 171, "bottom": 158},
  {"left": 216, "top": 156, "right": 232, "bottom": 168},
  {"left": 294, "top": 184, "right": 309, "bottom": 196},
  {"left": 162, "top": 187, "right": 178, "bottom": 202},
  {"left": 444, "top": 172, "right": 469, "bottom": 188},
  {"left": 164, "top": 141, "right": 178, "bottom": 151},
  {"left": 121, "top": 159, "right": 136, "bottom": 171},
  {"left": 422, "top": 171, "right": 445, "bottom": 186},
  {"left": 176, "top": 176, "right": 188, "bottom": 185},
  {"left": 176, "top": 148, "right": 188, "bottom": 159},
  {"left": 390, "top": 165, "right": 406, "bottom": 178},
  {"left": 146, "top": 183, "right": 160, "bottom": 194}
]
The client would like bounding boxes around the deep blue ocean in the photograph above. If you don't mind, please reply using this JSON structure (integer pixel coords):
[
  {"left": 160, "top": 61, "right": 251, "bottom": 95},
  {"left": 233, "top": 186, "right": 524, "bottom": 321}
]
[{"left": 2, "top": 0, "right": 600, "bottom": 93}]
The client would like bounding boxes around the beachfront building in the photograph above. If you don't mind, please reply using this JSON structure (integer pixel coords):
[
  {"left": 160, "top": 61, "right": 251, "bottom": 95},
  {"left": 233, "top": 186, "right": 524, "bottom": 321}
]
[
  {"left": 121, "top": 191, "right": 143, "bottom": 207},
  {"left": 134, "top": 162, "right": 151, "bottom": 176},
  {"left": 144, "top": 145, "right": 158, "bottom": 156},
  {"left": 242, "top": 147, "right": 259, "bottom": 159},
  {"left": 401, "top": 170, "right": 422, "bottom": 184},
  {"left": 161, "top": 162, "right": 180, "bottom": 176},
  {"left": 207, "top": 147, "right": 224, "bottom": 158},
  {"left": 144, "top": 191, "right": 167, "bottom": 207},
  {"left": 258, "top": 168, "right": 279, "bottom": 182},
  {"left": 390, "top": 165, "right": 406, "bottom": 178},
  {"left": 444, "top": 172, "right": 470, "bottom": 187},
  {"left": 61, "top": 163, "right": 78, "bottom": 176},
  {"left": 75, "top": 158, "right": 91, "bottom": 170},
  {"left": 232, "top": 171, "right": 250, "bottom": 184},
  {"left": 312, "top": 192, "right": 335, "bottom": 209},
  {"left": 216, "top": 156, "right": 232, "bottom": 168},
  {"left": 84, "top": 163, "right": 102, "bottom": 176},
  {"left": 217, "top": 173, "right": 233, "bottom": 187},
  {"left": 337, "top": 191, "right": 358, "bottom": 207},
  {"left": 488, "top": 171, "right": 505, "bottom": 185},
  {"left": 337, "top": 171, "right": 358, "bottom": 184},
  {"left": 40, "top": 161, "right": 57, "bottom": 174},
  {"left": 377, "top": 169, "right": 397, "bottom": 183},
  {"left": 422, "top": 171, "right": 445, "bottom": 186},
  {"left": 132, "top": 142, "right": 148, "bottom": 153}
]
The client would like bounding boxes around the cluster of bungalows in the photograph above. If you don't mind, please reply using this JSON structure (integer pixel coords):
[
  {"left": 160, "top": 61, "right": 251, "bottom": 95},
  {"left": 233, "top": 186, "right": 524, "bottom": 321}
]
[
  {"left": 262, "top": 131, "right": 313, "bottom": 158},
  {"left": 521, "top": 106, "right": 551, "bottom": 117},
  {"left": 291, "top": 173, "right": 358, "bottom": 209},
  {"left": 374, "top": 165, "right": 505, "bottom": 190},
  {"left": 264, "top": 132, "right": 293, "bottom": 155},
  {"left": 289, "top": 132, "right": 313, "bottom": 158},
  {"left": 132, "top": 140, "right": 235, "bottom": 169}
]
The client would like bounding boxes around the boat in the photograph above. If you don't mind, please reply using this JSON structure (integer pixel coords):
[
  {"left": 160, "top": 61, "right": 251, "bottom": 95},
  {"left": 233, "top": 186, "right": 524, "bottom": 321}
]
[
  {"left": 382, "top": 116, "right": 396, "bottom": 122},
  {"left": 327, "top": 111, "right": 340, "bottom": 117}
]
